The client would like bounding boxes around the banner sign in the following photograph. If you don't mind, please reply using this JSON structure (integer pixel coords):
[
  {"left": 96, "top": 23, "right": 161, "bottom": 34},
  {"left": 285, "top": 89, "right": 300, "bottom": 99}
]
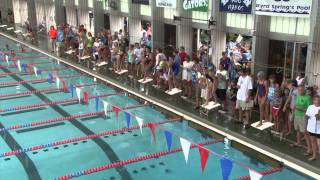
[
  {"left": 182, "top": 0, "right": 208, "bottom": 12},
  {"left": 255, "top": 0, "right": 312, "bottom": 17},
  {"left": 156, "top": 0, "right": 176, "bottom": 8},
  {"left": 220, "top": 0, "right": 252, "bottom": 14},
  {"left": 132, "top": 0, "right": 149, "bottom": 5}
]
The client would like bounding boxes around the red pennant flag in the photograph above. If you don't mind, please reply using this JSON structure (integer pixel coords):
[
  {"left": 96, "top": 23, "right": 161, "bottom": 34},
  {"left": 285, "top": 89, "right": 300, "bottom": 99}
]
[
  {"left": 83, "top": 91, "right": 89, "bottom": 105},
  {"left": 198, "top": 146, "right": 209, "bottom": 173},
  {"left": 27, "top": 64, "right": 33, "bottom": 74},
  {"left": 148, "top": 123, "right": 158, "bottom": 144},
  {"left": 112, "top": 105, "right": 121, "bottom": 121}
]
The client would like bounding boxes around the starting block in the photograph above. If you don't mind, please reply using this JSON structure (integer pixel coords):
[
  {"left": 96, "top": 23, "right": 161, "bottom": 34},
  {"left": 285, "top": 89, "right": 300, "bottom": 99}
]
[
  {"left": 200, "top": 101, "right": 221, "bottom": 116},
  {"left": 138, "top": 78, "right": 153, "bottom": 84},
  {"left": 65, "top": 49, "right": 76, "bottom": 55},
  {"left": 251, "top": 120, "right": 274, "bottom": 130},
  {"left": 7, "top": 27, "right": 14, "bottom": 31},
  {"left": 97, "top": 62, "right": 108, "bottom": 67},
  {"left": 115, "top": 69, "right": 128, "bottom": 75},
  {"left": 165, "top": 88, "right": 182, "bottom": 95},
  {"left": 14, "top": 30, "right": 22, "bottom": 34},
  {"left": 0, "top": 25, "right": 7, "bottom": 28},
  {"left": 80, "top": 55, "right": 91, "bottom": 60},
  {"left": 22, "top": 33, "right": 29, "bottom": 38}
]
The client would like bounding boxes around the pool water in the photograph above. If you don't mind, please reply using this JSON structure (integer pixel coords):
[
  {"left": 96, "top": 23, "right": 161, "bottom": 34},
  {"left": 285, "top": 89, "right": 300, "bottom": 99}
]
[{"left": 0, "top": 36, "right": 314, "bottom": 180}]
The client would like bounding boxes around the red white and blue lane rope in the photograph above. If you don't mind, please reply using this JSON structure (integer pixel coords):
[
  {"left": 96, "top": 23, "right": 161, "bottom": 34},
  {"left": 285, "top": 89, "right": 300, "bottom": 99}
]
[
  {"left": 53, "top": 139, "right": 223, "bottom": 180},
  {"left": 0, "top": 118, "right": 181, "bottom": 158}
]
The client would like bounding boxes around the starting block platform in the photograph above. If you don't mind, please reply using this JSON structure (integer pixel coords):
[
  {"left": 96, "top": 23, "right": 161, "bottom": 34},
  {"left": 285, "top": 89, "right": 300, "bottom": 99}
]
[
  {"left": 80, "top": 55, "right": 91, "bottom": 60},
  {"left": 138, "top": 78, "right": 153, "bottom": 84},
  {"left": 65, "top": 50, "right": 76, "bottom": 55},
  {"left": 7, "top": 27, "right": 14, "bottom": 31},
  {"left": 0, "top": 25, "right": 7, "bottom": 28},
  {"left": 200, "top": 101, "right": 221, "bottom": 116},
  {"left": 97, "top": 62, "right": 108, "bottom": 67},
  {"left": 115, "top": 69, "right": 128, "bottom": 75},
  {"left": 14, "top": 30, "right": 22, "bottom": 34},
  {"left": 165, "top": 88, "right": 182, "bottom": 95},
  {"left": 251, "top": 120, "right": 274, "bottom": 130}
]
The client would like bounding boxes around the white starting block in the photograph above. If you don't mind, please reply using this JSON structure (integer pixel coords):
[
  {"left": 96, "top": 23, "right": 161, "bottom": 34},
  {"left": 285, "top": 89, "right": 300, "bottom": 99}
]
[
  {"left": 7, "top": 27, "right": 14, "bottom": 31},
  {"left": 138, "top": 78, "right": 153, "bottom": 84},
  {"left": 115, "top": 69, "right": 128, "bottom": 75},
  {"left": 108, "top": 67, "right": 113, "bottom": 71},
  {"left": 251, "top": 120, "right": 274, "bottom": 130},
  {"left": 0, "top": 25, "right": 7, "bottom": 28},
  {"left": 65, "top": 49, "right": 76, "bottom": 55},
  {"left": 80, "top": 55, "right": 91, "bottom": 60},
  {"left": 22, "top": 33, "right": 29, "bottom": 38},
  {"left": 97, "top": 62, "right": 108, "bottom": 67},
  {"left": 14, "top": 30, "right": 22, "bottom": 34},
  {"left": 165, "top": 88, "right": 182, "bottom": 95},
  {"left": 201, "top": 101, "right": 221, "bottom": 110}
]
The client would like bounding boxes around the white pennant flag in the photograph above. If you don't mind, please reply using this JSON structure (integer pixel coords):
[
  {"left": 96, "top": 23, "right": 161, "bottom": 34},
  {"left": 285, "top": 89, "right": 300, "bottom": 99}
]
[
  {"left": 103, "top": 100, "right": 109, "bottom": 117},
  {"left": 135, "top": 116, "right": 143, "bottom": 134},
  {"left": 5, "top": 55, "right": 9, "bottom": 65},
  {"left": 17, "top": 60, "right": 21, "bottom": 72},
  {"left": 249, "top": 170, "right": 263, "bottom": 180},
  {"left": 180, "top": 137, "right": 191, "bottom": 163},
  {"left": 34, "top": 66, "right": 38, "bottom": 76},
  {"left": 76, "top": 87, "right": 81, "bottom": 103},
  {"left": 56, "top": 77, "right": 60, "bottom": 88}
]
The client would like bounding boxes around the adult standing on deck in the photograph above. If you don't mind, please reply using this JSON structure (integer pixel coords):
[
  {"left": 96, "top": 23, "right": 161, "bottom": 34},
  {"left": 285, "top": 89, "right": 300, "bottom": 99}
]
[{"left": 236, "top": 69, "right": 253, "bottom": 128}]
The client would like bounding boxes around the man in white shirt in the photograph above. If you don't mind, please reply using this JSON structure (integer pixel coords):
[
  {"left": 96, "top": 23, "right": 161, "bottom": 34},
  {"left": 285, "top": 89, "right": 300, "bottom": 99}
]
[{"left": 236, "top": 69, "right": 253, "bottom": 128}]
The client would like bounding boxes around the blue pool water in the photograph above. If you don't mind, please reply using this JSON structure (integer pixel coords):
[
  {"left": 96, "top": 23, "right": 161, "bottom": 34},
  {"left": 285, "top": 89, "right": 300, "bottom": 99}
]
[{"left": 0, "top": 36, "right": 314, "bottom": 180}]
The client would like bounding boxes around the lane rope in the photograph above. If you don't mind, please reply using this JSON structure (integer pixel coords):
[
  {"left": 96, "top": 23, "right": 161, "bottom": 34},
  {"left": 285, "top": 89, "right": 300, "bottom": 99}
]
[{"left": 0, "top": 117, "right": 180, "bottom": 158}]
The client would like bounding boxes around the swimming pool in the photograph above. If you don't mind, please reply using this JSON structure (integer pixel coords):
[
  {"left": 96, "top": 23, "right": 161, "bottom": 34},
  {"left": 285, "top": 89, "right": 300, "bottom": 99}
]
[{"left": 0, "top": 35, "right": 314, "bottom": 180}]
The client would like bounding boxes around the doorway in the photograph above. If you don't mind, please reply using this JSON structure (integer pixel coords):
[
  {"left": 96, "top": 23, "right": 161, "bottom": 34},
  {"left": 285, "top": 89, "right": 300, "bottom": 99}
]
[
  {"left": 164, "top": 24, "right": 176, "bottom": 47},
  {"left": 268, "top": 40, "right": 307, "bottom": 80},
  {"left": 104, "top": 14, "right": 110, "bottom": 29}
]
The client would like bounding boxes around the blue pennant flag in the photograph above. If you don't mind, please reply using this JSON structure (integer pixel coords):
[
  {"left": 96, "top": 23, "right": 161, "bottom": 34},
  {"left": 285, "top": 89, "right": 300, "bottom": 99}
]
[
  {"left": 164, "top": 130, "right": 173, "bottom": 151},
  {"left": 69, "top": 84, "right": 74, "bottom": 97},
  {"left": 21, "top": 63, "right": 27, "bottom": 72},
  {"left": 95, "top": 96, "right": 100, "bottom": 112},
  {"left": 125, "top": 112, "right": 131, "bottom": 128},
  {"left": 48, "top": 73, "right": 53, "bottom": 83},
  {"left": 220, "top": 158, "right": 233, "bottom": 180},
  {"left": 37, "top": 69, "right": 42, "bottom": 75}
]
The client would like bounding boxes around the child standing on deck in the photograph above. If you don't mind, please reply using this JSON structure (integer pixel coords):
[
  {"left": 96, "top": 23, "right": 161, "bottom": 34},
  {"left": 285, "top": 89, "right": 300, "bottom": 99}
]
[{"left": 271, "top": 89, "right": 283, "bottom": 131}]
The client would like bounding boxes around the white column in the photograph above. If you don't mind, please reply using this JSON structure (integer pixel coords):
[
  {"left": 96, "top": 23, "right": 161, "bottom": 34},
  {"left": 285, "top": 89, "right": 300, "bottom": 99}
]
[
  {"left": 176, "top": 0, "right": 193, "bottom": 54},
  {"left": 12, "top": 0, "right": 21, "bottom": 24},
  {"left": 151, "top": 0, "right": 164, "bottom": 49},
  {"left": 129, "top": 1, "right": 141, "bottom": 44},
  {"left": 78, "top": 0, "right": 90, "bottom": 31},
  {"left": 211, "top": 0, "right": 227, "bottom": 66},
  {"left": 110, "top": 15, "right": 124, "bottom": 34},
  {"left": 306, "top": 0, "right": 320, "bottom": 85},
  {"left": 65, "top": 0, "right": 77, "bottom": 27}
]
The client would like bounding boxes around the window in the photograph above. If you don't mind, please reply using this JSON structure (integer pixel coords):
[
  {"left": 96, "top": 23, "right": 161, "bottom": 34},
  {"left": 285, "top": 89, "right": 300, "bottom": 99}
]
[
  {"left": 164, "top": 8, "right": 177, "bottom": 20},
  {"left": 120, "top": 0, "right": 129, "bottom": 13},
  {"left": 88, "top": 0, "right": 93, "bottom": 8},
  {"left": 140, "top": 4, "right": 151, "bottom": 16},
  {"left": 270, "top": 16, "right": 310, "bottom": 36},
  {"left": 226, "top": 13, "right": 254, "bottom": 29},
  {"left": 75, "top": 0, "right": 79, "bottom": 6},
  {"left": 192, "top": 0, "right": 211, "bottom": 23}
]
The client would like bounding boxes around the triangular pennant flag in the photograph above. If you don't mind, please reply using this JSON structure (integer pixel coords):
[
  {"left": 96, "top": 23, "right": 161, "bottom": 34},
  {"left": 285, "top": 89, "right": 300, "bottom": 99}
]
[
  {"left": 148, "top": 123, "right": 158, "bottom": 144},
  {"left": 76, "top": 87, "right": 81, "bottom": 103},
  {"left": 164, "top": 131, "right": 173, "bottom": 151},
  {"left": 70, "top": 84, "right": 74, "bottom": 97},
  {"left": 112, "top": 105, "right": 121, "bottom": 121},
  {"left": 12, "top": 57, "right": 17, "bottom": 67},
  {"left": 103, "top": 100, "right": 109, "bottom": 117},
  {"left": 198, "top": 146, "right": 209, "bottom": 173},
  {"left": 83, "top": 91, "right": 89, "bottom": 105},
  {"left": 135, "top": 116, "right": 143, "bottom": 134},
  {"left": 180, "top": 138, "right": 191, "bottom": 163},
  {"left": 48, "top": 73, "right": 54, "bottom": 83},
  {"left": 57, "top": 60, "right": 60, "bottom": 64},
  {"left": 17, "top": 60, "right": 21, "bottom": 72},
  {"left": 62, "top": 80, "right": 68, "bottom": 92},
  {"left": 124, "top": 112, "right": 131, "bottom": 128},
  {"left": 56, "top": 77, "right": 60, "bottom": 88},
  {"left": 5, "top": 55, "right": 9, "bottom": 65},
  {"left": 22, "top": 64, "right": 27, "bottom": 73},
  {"left": 37, "top": 69, "right": 42, "bottom": 75},
  {"left": 249, "top": 169, "right": 263, "bottom": 180},
  {"left": 34, "top": 66, "right": 38, "bottom": 76},
  {"left": 95, "top": 96, "right": 100, "bottom": 112},
  {"left": 220, "top": 158, "right": 233, "bottom": 180}
]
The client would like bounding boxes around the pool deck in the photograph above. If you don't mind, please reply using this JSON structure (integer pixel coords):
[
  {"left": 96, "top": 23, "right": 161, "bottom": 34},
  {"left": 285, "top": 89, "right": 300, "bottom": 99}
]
[{"left": 0, "top": 24, "right": 319, "bottom": 179}]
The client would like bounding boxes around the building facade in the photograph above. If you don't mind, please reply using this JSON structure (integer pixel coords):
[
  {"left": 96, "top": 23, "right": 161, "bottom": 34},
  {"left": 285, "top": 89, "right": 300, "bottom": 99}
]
[{"left": 0, "top": 0, "right": 319, "bottom": 85}]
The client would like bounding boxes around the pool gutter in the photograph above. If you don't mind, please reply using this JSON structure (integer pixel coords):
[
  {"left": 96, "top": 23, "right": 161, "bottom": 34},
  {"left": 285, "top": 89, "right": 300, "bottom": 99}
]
[{"left": 1, "top": 32, "right": 319, "bottom": 179}]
